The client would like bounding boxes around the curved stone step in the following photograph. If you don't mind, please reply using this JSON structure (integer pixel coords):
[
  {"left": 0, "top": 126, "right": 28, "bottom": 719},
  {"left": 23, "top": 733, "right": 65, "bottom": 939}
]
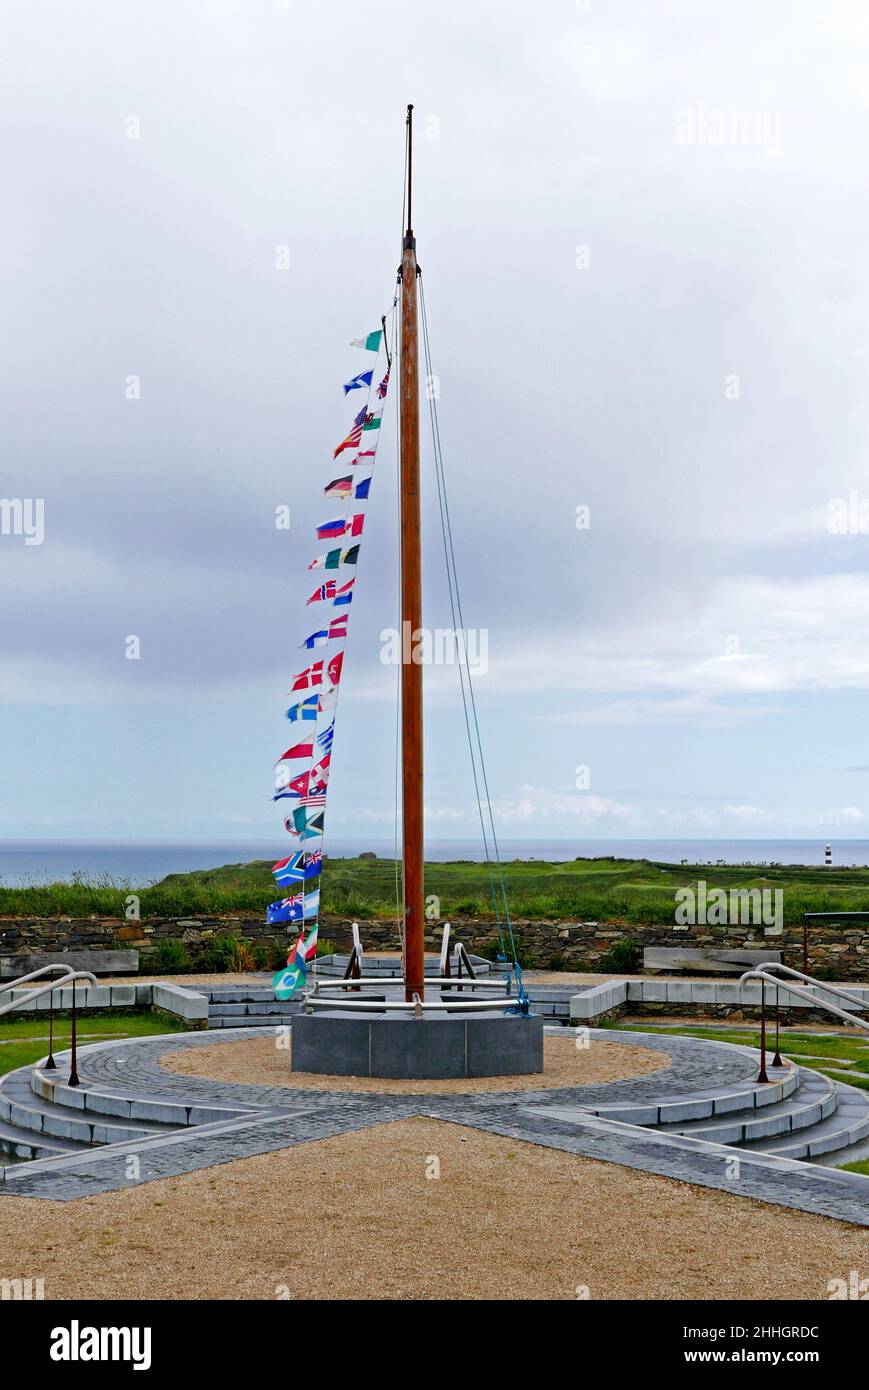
[
  {"left": 30, "top": 1062, "right": 250, "bottom": 1126},
  {"left": 0, "top": 1117, "right": 80, "bottom": 1161},
  {"left": 0, "top": 1074, "right": 164, "bottom": 1146},
  {"left": 208, "top": 1013, "right": 295, "bottom": 1029},
  {"left": 578, "top": 1062, "right": 798, "bottom": 1125},
  {"left": 661, "top": 1069, "right": 838, "bottom": 1145},
  {"left": 742, "top": 1084, "right": 869, "bottom": 1160}
]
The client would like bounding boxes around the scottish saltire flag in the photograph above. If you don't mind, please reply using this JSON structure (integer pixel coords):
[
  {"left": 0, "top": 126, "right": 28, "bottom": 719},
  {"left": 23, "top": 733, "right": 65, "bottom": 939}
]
[
  {"left": 343, "top": 369, "right": 373, "bottom": 395},
  {"left": 276, "top": 740, "right": 313, "bottom": 761},
  {"left": 291, "top": 660, "right": 323, "bottom": 689},
  {"left": 354, "top": 476, "right": 371, "bottom": 501},
  {"left": 362, "top": 410, "right": 382, "bottom": 432},
  {"left": 350, "top": 330, "right": 382, "bottom": 352},
  {"left": 333, "top": 579, "right": 354, "bottom": 607},
  {"left": 286, "top": 695, "right": 319, "bottom": 722},
  {"left": 267, "top": 893, "right": 304, "bottom": 924},
  {"left": 317, "top": 721, "right": 334, "bottom": 753},
  {"left": 316, "top": 518, "right": 346, "bottom": 541},
  {"left": 377, "top": 367, "right": 390, "bottom": 399},
  {"left": 307, "top": 580, "right": 337, "bottom": 605}
]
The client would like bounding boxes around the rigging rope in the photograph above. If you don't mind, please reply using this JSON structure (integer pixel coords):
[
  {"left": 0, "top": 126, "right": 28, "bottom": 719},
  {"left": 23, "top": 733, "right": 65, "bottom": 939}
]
[{"left": 418, "top": 273, "right": 527, "bottom": 1009}]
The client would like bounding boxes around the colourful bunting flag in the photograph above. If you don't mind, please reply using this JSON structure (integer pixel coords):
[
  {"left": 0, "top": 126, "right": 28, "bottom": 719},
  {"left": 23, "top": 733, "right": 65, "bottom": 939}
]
[
  {"left": 343, "top": 369, "right": 373, "bottom": 395},
  {"left": 316, "top": 518, "right": 346, "bottom": 540},
  {"left": 327, "top": 651, "right": 344, "bottom": 686},
  {"left": 276, "top": 740, "right": 313, "bottom": 762},
  {"left": 307, "top": 581, "right": 337, "bottom": 605},
  {"left": 307, "top": 544, "right": 360, "bottom": 570},
  {"left": 377, "top": 367, "right": 390, "bottom": 399},
  {"left": 362, "top": 410, "right": 382, "bottom": 432},
  {"left": 291, "top": 661, "right": 324, "bottom": 689},
  {"left": 267, "top": 893, "right": 304, "bottom": 924},
  {"left": 350, "top": 330, "right": 382, "bottom": 352},
  {"left": 317, "top": 721, "right": 334, "bottom": 752},
  {"left": 354, "top": 476, "right": 371, "bottom": 500},
  {"left": 333, "top": 579, "right": 355, "bottom": 607},
  {"left": 286, "top": 695, "right": 319, "bottom": 723},
  {"left": 324, "top": 475, "right": 353, "bottom": 500}
]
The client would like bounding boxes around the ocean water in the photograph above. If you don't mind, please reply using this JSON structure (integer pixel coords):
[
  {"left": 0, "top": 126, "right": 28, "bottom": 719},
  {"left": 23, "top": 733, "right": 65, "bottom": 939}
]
[{"left": 0, "top": 837, "right": 865, "bottom": 888}]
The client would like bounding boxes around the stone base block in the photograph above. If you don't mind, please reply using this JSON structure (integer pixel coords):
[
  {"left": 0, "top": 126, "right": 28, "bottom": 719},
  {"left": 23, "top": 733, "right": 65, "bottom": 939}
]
[{"left": 291, "top": 1010, "right": 544, "bottom": 1079}]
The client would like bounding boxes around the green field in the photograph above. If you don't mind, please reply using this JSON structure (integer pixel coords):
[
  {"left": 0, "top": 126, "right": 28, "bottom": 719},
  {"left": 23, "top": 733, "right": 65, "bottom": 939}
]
[
  {"left": 0, "top": 1012, "right": 186, "bottom": 1080},
  {"left": 3, "top": 854, "right": 869, "bottom": 923}
]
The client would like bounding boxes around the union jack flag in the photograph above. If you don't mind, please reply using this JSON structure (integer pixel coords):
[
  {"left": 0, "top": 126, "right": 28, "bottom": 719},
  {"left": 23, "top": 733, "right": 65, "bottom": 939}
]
[{"left": 377, "top": 367, "right": 390, "bottom": 399}]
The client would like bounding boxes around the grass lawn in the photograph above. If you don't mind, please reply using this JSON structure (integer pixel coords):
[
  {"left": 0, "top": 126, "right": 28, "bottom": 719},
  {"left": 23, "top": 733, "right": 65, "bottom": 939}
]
[
  {"left": 5, "top": 853, "right": 869, "bottom": 923},
  {"left": 0, "top": 1011, "right": 186, "bottom": 1079},
  {"left": 613, "top": 1023, "right": 869, "bottom": 1090}
]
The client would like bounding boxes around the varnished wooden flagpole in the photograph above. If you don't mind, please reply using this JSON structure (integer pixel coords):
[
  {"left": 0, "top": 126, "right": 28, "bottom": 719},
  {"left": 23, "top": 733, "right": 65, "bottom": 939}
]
[{"left": 400, "top": 104, "right": 425, "bottom": 1002}]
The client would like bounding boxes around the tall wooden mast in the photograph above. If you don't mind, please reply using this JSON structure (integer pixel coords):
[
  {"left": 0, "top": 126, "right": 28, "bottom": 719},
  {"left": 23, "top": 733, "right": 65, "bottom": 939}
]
[{"left": 400, "top": 104, "right": 425, "bottom": 1001}]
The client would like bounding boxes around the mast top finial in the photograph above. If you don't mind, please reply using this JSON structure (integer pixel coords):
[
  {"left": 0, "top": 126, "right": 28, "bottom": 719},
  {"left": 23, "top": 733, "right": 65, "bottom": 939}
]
[{"left": 404, "top": 104, "right": 414, "bottom": 248}]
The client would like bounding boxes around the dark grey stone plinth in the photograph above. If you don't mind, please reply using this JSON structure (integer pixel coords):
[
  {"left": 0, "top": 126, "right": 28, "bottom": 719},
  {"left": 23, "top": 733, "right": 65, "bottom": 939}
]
[{"left": 291, "top": 1011, "right": 544, "bottom": 1079}]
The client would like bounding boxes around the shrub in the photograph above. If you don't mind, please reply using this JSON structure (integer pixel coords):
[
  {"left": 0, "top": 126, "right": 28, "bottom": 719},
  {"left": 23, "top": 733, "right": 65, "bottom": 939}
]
[
  {"left": 150, "top": 940, "right": 193, "bottom": 974},
  {"left": 203, "top": 932, "right": 256, "bottom": 974},
  {"left": 603, "top": 938, "right": 641, "bottom": 973}
]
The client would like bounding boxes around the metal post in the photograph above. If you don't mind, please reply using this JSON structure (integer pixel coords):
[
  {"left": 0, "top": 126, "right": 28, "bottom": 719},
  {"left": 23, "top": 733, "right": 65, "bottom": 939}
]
[
  {"left": 772, "top": 984, "right": 783, "bottom": 1068},
  {"left": 44, "top": 985, "right": 57, "bottom": 1070},
  {"left": 757, "top": 985, "right": 769, "bottom": 1083},
  {"left": 69, "top": 977, "right": 80, "bottom": 1087},
  {"left": 803, "top": 917, "right": 808, "bottom": 974}
]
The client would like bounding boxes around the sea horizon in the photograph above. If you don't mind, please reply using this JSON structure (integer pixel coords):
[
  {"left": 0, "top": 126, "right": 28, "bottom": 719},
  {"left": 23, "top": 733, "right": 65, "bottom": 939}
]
[{"left": 0, "top": 836, "right": 866, "bottom": 888}]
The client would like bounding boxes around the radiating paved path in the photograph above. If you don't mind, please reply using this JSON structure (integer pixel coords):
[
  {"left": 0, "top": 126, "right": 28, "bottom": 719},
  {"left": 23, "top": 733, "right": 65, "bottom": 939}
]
[{"left": 2, "top": 1027, "right": 868, "bottom": 1225}]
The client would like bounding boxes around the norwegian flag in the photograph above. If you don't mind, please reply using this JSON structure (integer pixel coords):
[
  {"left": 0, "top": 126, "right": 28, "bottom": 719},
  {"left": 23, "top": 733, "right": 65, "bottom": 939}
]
[
  {"left": 307, "top": 580, "right": 337, "bottom": 605},
  {"left": 290, "top": 661, "right": 323, "bottom": 691}
]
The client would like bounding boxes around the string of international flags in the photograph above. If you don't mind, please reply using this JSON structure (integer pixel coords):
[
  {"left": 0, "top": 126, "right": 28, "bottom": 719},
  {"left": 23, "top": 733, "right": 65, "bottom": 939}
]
[{"left": 270, "top": 323, "right": 391, "bottom": 997}]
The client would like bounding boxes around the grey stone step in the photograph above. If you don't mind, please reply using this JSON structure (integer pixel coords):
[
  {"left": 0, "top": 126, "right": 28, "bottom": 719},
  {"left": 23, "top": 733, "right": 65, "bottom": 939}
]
[
  {"left": 661, "top": 1070, "right": 838, "bottom": 1144},
  {"left": 208, "top": 1000, "right": 301, "bottom": 1017},
  {"left": 208, "top": 1014, "right": 292, "bottom": 1029},
  {"left": 577, "top": 1063, "right": 799, "bottom": 1125},
  {"left": 0, "top": 1116, "right": 82, "bottom": 1161},
  {"left": 741, "top": 1085, "right": 869, "bottom": 1160},
  {"left": 0, "top": 1079, "right": 164, "bottom": 1146},
  {"left": 30, "top": 1064, "right": 248, "bottom": 1126}
]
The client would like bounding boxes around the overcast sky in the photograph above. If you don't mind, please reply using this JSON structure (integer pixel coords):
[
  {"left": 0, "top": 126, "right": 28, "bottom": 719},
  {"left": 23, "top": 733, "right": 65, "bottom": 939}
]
[{"left": 2, "top": 0, "right": 869, "bottom": 848}]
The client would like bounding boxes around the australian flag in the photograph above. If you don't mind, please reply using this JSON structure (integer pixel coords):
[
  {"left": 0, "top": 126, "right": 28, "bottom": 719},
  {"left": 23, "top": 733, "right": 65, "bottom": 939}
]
[{"left": 267, "top": 893, "right": 304, "bottom": 924}]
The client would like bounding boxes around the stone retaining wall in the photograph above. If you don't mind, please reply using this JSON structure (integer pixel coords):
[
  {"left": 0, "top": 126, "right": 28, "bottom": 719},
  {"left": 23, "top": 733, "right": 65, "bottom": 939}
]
[{"left": 1, "top": 913, "right": 867, "bottom": 979}]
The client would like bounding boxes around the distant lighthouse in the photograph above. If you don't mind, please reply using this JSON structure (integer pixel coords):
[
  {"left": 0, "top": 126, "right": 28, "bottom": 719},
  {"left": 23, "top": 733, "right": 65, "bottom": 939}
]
[{"left": 825, "top": 843, "right": 833, "bottom": 867}]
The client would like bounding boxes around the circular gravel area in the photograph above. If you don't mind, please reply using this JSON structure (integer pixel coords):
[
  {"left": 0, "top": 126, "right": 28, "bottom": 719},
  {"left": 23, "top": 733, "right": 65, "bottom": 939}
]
[{"left": 159, "top": 1032, "right": 671, "bottom": 1094}]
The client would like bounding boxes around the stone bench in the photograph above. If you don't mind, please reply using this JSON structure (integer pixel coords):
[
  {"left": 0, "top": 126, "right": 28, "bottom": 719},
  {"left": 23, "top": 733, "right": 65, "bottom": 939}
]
[
  {"left": 643, "top": 947, "right": 782, "bottom": 975},
  {"left": 0, "top": 950, "right": 139, "bottom": 980}
]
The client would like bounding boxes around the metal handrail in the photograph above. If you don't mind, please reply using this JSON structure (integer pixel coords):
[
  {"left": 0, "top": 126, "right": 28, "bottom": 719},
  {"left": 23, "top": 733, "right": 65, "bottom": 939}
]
[
  {"left": 0, "top": 970, "right": 98, "bottom": 1018},
  {"left": 304, "top": 994, "right": 519, "bottom": 1014},
  {"left": 751, "top": 961, "right": 869, "bottom": 1015},
  {"left": 737, "top": 969, "right": 869, "bottom": 1033},
  {"left": 0, "top": 963, "right": 77, "bottom": 998}
]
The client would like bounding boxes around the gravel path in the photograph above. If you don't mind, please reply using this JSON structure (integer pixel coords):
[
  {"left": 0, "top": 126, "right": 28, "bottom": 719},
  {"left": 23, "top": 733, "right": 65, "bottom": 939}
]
[
  {"left": 1, "top": 1117, "right": 864, "bottom": 1300},
  {"left": 159, "top": 1033, "right": 671, "bottom": 1095}
]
